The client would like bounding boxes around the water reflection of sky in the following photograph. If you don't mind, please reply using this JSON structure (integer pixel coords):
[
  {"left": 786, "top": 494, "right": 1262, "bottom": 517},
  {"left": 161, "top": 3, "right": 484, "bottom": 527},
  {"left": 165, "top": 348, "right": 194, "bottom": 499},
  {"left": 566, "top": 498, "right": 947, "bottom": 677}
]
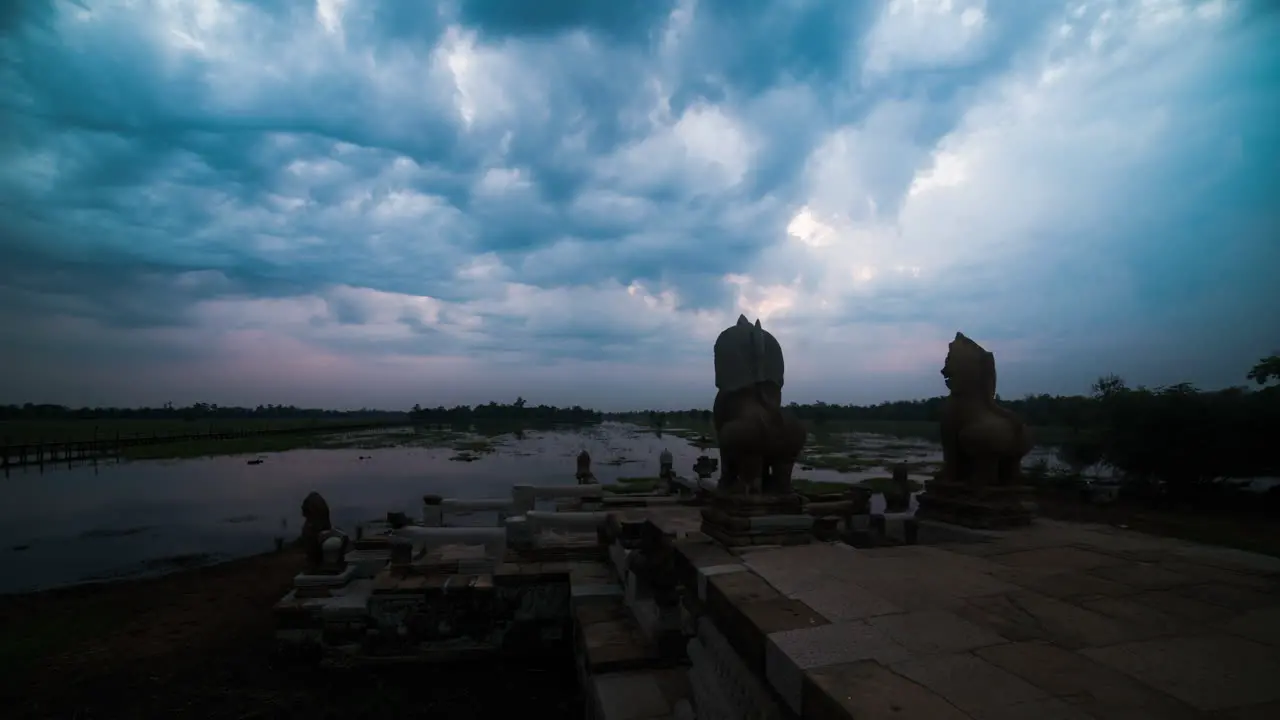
[
  {"left": 0, "top": 423, "right": 703, "bottom": 592},
  {"left": 0, "top": 422, "right": 1114, "bottom": 594}
]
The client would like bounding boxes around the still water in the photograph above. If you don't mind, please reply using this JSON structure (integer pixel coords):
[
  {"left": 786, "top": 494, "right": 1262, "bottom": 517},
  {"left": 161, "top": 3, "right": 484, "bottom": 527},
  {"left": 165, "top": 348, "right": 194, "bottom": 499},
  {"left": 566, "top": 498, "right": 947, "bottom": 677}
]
[
  {"left": 0, "top": 423, "right": 839, "bottom": 593},
  {"left": 0, "top": 422, "right": 1073, "bottom": 594}
]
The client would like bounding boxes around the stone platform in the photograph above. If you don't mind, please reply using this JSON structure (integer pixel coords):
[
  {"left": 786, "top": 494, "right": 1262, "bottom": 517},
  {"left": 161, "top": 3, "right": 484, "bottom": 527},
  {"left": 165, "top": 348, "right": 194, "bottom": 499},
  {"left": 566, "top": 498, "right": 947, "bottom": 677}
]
[
  {"left": 672, "top": 518, "right": 1280, "bottom": 719},
  {"left": 700, "top": 493, "right": 814, "bottom": 547},
  {"left": 276, "top": 495, "right": 1280, "bottom": 720},
  {"left": 915, "top": 480, "right": 1035, "bottom": 529}
]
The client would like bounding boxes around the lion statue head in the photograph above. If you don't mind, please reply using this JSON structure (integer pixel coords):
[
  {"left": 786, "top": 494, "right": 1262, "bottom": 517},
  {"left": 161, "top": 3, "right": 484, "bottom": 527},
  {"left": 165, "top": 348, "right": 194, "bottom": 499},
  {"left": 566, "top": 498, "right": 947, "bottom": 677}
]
[{"left": 941, "top": 332, "right": 997, "bottom": 401}]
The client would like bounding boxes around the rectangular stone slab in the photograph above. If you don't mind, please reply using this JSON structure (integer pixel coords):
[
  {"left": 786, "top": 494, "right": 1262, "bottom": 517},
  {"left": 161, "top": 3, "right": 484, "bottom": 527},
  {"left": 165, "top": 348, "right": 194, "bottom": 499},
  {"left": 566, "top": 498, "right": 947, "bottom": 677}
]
[
  {"left": 704, "top": 570, "right": 830, "bottom": 677},
  {"left": 701, "top": 523, "right": 813, "bottom": 548},
  {"left": 749, "top": 515, "right": 817, "bottom": 532},
  {"left": 672, "top": 537, "right": 741, "bottom": 591},
  {"left": 803, "top": 660, "right": 970, "bottom": 720},
  {"left": 577, "top": 618, "right": 660, "bottom": 674}
]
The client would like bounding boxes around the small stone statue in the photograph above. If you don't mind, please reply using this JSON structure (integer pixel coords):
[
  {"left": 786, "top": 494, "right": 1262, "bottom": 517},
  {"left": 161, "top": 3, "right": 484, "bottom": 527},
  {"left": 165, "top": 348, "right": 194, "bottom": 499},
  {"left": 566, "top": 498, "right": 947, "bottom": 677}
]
[
  {"left": 576, "top": 449, "right": 596, "bottom": 484},
  {"left": 884, "top": 464, "right": 912, "bottom": 513},
  {"left": 659, "top": 448, "right": 674, "bottom": 480},
  {"left": 939, "top": 332, "right": 1033, "bottom": 487},
  {"left": 300, "top": 490, "right": 332, "bottom": 566},
  {"left": 712, "top": 315, "right": 806, "bottom": 495},
  {"left": 693, "top": 455, "right": 718, "bottom": 479}
]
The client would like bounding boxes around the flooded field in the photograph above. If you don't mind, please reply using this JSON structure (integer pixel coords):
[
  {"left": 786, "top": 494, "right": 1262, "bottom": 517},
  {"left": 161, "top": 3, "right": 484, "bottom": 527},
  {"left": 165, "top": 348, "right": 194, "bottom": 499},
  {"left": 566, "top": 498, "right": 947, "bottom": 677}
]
[{"left": 1, "top": 422, "right": 1067, "bottom": 594}]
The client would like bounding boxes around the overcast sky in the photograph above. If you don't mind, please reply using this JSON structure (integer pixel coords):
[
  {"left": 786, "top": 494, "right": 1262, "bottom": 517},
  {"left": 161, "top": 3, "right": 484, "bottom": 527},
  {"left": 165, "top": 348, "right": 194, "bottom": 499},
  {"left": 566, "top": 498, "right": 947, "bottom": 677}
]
[{"left": 1, "top": 0, "right": 1277, "bottom": 411}]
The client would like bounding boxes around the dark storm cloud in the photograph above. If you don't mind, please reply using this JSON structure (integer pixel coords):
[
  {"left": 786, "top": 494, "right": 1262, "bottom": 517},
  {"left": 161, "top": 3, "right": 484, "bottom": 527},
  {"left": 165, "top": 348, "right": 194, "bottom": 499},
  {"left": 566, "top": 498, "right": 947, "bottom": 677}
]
[{"left": 0, "top": 0, "right": 1275, "bottom": 409}]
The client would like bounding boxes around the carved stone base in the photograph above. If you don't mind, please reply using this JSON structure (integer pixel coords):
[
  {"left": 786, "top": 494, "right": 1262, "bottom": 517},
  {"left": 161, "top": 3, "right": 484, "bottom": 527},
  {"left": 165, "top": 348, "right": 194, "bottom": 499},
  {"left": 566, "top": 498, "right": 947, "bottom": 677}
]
[
  {"left": 915, "top": 481, "right": 1035, "bottom": 529},
  {"left": 700, "top": 493, "right": 813, "bottom": 547}
]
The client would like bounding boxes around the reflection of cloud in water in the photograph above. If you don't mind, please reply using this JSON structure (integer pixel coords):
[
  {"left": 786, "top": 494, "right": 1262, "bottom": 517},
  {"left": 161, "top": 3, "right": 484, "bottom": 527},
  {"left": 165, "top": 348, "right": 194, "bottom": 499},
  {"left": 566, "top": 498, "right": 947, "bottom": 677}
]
[{"left": 0, "top": 422, "right": 712, "bottom": 593}]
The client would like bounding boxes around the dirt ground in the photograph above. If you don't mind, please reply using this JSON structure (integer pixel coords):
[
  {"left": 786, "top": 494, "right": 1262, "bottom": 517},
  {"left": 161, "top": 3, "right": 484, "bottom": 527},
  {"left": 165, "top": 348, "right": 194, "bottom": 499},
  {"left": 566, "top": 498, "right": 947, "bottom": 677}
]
[{"left": 0, "top": 549, "right": 582, "bottom": 719}]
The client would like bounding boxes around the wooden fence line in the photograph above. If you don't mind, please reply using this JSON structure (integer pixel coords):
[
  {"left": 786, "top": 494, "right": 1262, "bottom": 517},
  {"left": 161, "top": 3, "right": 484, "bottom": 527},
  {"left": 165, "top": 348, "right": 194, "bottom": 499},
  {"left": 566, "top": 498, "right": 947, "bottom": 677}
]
[{"left": 0, "top": 421, "right": 411, "bottom": 469}]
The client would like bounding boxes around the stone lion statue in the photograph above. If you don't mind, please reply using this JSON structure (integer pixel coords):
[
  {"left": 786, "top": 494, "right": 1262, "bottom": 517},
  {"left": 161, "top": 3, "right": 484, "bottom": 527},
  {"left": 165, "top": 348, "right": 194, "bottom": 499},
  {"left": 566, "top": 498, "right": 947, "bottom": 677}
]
[
  {"left": 575, "top": 450, "right": 595, "bottom": 484},
  {"left": 300, "top": 490, "right": 333, "bottom": 566},
  {"left": 939, "top": 332, "right": 1033, "bottom": 487},
  {"left": 712, "top": 315, "right": 806, "bottom": 495}
]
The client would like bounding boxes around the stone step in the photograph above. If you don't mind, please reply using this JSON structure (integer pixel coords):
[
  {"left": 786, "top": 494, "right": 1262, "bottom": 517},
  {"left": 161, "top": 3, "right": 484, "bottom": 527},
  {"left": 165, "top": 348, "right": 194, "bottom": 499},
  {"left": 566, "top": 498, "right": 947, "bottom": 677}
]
[
  {"left": 587, "top": 668, "right": 696, "bottom": 720},
  {"left": 702, "top": 523, "right": 813, "bottom": 548},
  {"left": 574, "top": 596, "right": 664, "bottom": 675}
]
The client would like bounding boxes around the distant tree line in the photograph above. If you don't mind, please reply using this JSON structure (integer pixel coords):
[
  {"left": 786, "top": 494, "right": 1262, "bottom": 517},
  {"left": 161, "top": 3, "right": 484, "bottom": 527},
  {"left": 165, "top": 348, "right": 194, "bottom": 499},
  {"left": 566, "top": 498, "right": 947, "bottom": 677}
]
[
  {"left": 409, "top": 397, "right": 603, "bottom": 425},
  {"left": 2, "top": 398, "right": 607, "bottom": 426},
  {"left": 0, "top": 402, "right": 408, "bottom": 422},
  {"left": 7, "top": 355, "right": 1277, "bottom": 504},
  {"left": 1055, "top": 369, "right": 1280, "bottom": 506},
  {"left": 611, "top": 395, "right": 1104, "bottom": 430}
]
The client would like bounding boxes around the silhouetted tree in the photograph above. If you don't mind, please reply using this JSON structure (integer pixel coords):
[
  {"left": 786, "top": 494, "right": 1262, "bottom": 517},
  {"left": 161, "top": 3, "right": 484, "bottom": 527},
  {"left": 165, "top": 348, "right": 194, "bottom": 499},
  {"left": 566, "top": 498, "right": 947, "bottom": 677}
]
[{"left": 1247, "top": 354, "right": 1280, "bottom": 386}]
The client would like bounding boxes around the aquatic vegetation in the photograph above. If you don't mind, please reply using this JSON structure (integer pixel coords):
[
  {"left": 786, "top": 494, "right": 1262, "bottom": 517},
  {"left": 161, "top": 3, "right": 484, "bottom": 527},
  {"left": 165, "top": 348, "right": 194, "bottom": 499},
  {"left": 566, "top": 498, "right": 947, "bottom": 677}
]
[
  {"left": 791, "top": 479, "right": 854, "bottom": 496},
  {"left": 799, "top": 449, "right": 871, "bottom": 473},
  {"left": 616, "top": 476, "right": 661, "bottom": 485},
  {"left": 453, "top": 438, "right": 498, "bottom": 454},
  {"left": 604, "top": 477, "right": 665, "bottom": 495},
  {"left": 854, "top": 476, "right": 925, "bottom": 495},
  {"left": 600, "top": 456, "right": 639, "bottom": 466}
]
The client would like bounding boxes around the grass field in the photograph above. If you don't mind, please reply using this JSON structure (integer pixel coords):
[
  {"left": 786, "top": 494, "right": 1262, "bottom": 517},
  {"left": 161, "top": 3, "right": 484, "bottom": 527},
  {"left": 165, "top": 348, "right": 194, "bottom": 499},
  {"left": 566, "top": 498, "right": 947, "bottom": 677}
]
[
  {"left": 0, "top": 417, "right": 380, "bottom": 445},
  {"left": 1, "top": 415, "right": 1072, "bottom": 465}
]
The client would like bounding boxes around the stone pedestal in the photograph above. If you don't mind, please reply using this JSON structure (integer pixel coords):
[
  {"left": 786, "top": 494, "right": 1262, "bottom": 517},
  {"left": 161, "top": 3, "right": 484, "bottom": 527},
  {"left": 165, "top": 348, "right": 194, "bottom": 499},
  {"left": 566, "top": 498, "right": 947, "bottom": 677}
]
[
  {"left": 915, "top": 480, "right": 1034, "bottom": 529},
  {"left": 700, "top": 492, "right": 814, "bottom": 547}
]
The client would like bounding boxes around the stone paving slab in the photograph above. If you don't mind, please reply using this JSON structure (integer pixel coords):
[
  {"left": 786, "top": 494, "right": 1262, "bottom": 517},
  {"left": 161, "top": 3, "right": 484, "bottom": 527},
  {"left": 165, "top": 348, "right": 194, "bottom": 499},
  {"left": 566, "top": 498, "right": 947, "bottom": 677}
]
[
  {"left": 576, "top": 598, "right": 661, "bottom": 674},
  {"left": 976, "top": 640, "right": 1204, "bottom": 720},
  {"left": 670, "top": 518, "right": 1280, "bottom": 719},
  {"left": 1218, "top": 606, "right": 1280, "bottom": 646},
  {"left": 802, "top": 660, "right": 970, "bottom": 720},
  {"left": 767, "top": 621, "right": 914, "bottom": 713},
  {"left": 866, "top": 609, "right": 1007, "bottom": 656},
  {"left": 1208, "top": 700, "right": 1280, "bottom": 719},
  {"left": 590, "top": 667, "right": 694, "bottom": 720},
  {"left": 791, "top": 580, "right": 902, "bottom": 623},
  {"left": 990, "top": 546, "right": 1129, "bottom": 573},
  {"left": 889, "top": 652, "right": 1048, "bottom": 717},
  {"left": 1081, "top": 634, "right": 1280, "bottom": 712}
]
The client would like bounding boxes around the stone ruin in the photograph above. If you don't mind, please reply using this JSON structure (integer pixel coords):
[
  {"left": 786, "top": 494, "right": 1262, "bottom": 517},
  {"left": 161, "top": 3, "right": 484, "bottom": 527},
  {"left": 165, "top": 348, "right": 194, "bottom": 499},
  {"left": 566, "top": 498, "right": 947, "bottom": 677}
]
[
  {"left": 300, "top": 490, "right": 350, "bottom": 570},
  {"left": 915, "top": 331, "right": 1036, "bottom": 528},
  {"left": 884, "top": 464, "right": 912, "bottom": 513},
  {"left": 575, "top": 449, "right": 596, "bottom": 485},
  {"left": 692, "top": 455, "right": 718, "bottom": 481},
  {"left": 659, "top": 448, "right": 674, "bottom": 480},
  {"left": 700, "top": 315, "right": 812, "bottom": 546}
]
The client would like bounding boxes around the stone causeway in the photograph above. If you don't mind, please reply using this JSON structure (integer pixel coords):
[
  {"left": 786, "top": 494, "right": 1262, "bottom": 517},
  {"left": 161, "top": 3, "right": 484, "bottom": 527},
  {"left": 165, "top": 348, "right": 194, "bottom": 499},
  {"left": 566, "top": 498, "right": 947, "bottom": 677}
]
[{"left": 658, "top": 514, "right": 1280, "bottom": 720}]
